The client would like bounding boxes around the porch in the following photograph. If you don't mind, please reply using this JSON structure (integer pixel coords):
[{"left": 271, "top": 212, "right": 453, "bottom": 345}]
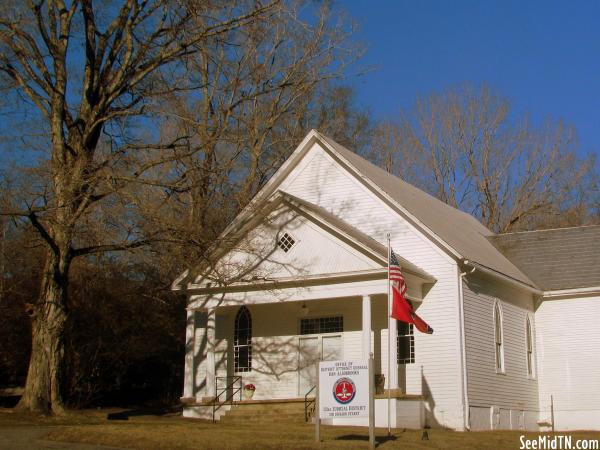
[
  {"left": 183, "top": 391, "right": 425, "bottom": 428},
  {"left": 181, "top": 284, "right": 431, "bottom": 428}
]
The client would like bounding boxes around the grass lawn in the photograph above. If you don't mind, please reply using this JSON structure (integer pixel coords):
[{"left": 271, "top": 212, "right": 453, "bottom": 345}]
[{"left": 1, "top": 408, "right": 599, "bottom": 449}]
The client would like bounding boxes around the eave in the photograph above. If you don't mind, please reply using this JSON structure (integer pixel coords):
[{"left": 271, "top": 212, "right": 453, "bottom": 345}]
[
  {"left": 542, "top": 286, "right": 600, "bottom": 299},
  {"left": 186, "top": 268, "right": 389, "bottom": 294}
]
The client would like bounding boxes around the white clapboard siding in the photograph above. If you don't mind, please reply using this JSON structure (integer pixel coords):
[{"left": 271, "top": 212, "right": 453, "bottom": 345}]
[
  {"left": 279, "top": 143, "right": 465, "bottom": 430},
  {"left": 462, "top": 272, "right": 539, "bottom": 429},
  {"left": 208, "top": 298, "right": 374, "bottom": 400},
  {"left": 213, "top": 208, "right": 381, "bottom": 282},
  {"left": 536, "top": 295, "right": 600, "bottom": 430}
]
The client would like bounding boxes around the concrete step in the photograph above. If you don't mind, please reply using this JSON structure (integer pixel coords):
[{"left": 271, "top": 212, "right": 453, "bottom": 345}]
[
  {"left": 220, "top": 415, "right": 309, "bottom": 425},
  {"left": 226, "top": 406, "right": 306, "bottom": 415},
  {"left": 219, "top": 402, "right": 312, "bottom": 425},
  {"left": 221, "top": 413, "right": 304, "bottom": 422},
  {"left": 227, "top": 411, "right": 304, "bottom": 421},
  {"left": 224, "top": 408, "right": 306, "bottom": 418},
  {"left": 227, "top": 403, "right": 308, "bottom": 413}
]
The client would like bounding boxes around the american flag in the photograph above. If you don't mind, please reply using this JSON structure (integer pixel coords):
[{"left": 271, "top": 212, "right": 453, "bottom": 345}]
[
  {"left": 389, "top": 248, "right": 433, "bottom": 334},
  {"left": 389, "top": 249, "right": 407, "bottom": 294}
]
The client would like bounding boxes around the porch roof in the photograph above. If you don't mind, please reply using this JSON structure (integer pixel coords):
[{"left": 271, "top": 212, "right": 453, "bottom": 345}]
[
  {"left": 279, "top": 192, "right": 435, "bottom": 282},
  {"left": 176, "top": 191, "right": 435, "bottom": 295}
]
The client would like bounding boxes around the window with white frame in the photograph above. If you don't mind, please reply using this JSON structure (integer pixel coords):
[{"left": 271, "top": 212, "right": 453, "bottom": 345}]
[
  {"left": 234, "top": 306, "right": 252, "bottom": 372},
  {"left": 397, "top": 321, "right": 415, "bottom": 364},
  {"left": 526, "top": 316, "right": 535, "bottom": 377},
  {"left": 494, "top": 302, "right": 505, "bottom": 372},
  {"left": 300, "top": 316, "right": 343, "bottom": 335}
]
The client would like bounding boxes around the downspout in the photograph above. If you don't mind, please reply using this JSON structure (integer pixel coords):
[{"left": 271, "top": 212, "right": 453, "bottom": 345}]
[{"left": 458, "top": 264, "right": 476, "bottom": 431}]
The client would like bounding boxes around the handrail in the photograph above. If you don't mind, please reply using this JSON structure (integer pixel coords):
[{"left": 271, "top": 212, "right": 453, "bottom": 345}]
[
  {"left": 212, "top": 376, "right": 242, "bottom": 422},
  {"left": 304, "top": 385, "right": 316, "bottom": 422}
]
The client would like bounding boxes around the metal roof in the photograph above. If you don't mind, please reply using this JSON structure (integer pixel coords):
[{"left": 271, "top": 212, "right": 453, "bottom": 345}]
[
  {"left": 489, "top": 226, "right": 600, "bottom": 291},
  {"left": 315, "top": 131, "right": 536, "bottom": 288}
]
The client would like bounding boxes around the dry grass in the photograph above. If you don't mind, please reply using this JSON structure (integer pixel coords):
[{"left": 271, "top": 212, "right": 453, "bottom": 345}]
[{"left": 1, "top": 408, "right": 599, "bottom": 450}]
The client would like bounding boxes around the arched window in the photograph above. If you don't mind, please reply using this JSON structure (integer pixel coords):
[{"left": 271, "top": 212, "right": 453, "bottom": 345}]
[
  {"left": 526, "top": 316, "right": 535, "bottom": 377},
  {"left": 234, "top": 306, "right": 252, "bottom": 372},
  {"left": 494, "top": 302, "right": 504, "bottom": 372}
]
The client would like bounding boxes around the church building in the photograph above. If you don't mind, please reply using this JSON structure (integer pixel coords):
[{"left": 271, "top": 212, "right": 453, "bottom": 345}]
[{"left": 173, "top": 130, "right": 600, "bottom": 431}]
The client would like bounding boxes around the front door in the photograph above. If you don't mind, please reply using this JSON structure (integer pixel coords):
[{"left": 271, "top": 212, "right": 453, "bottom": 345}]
[
  {"left": 297, "top": 335, "right": 342, "bottom": 396},
  {"left": 298, "top": 337, "right": 319, "bottom": 396},
  {"left": 322, "top": 335, "right": 342, "bottom": 361}
]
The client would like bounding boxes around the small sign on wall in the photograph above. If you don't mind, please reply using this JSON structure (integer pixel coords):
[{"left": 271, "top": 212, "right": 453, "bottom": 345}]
[{"left": 318, "top": 360, "right": 369, "bottom": 419}]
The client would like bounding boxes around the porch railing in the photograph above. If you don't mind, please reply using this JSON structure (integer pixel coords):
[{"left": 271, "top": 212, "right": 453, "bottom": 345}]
[
  {"left": 304, "top": 385, "right": 316, "bottom": 422},
  {"left": 212, "top": 376, "right": 242, "bottom": 422}
]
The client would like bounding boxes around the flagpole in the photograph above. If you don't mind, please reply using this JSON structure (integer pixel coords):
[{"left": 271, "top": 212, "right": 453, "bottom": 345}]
[{"left": 387, "top": 232, "right": 392, "bottom": 437}]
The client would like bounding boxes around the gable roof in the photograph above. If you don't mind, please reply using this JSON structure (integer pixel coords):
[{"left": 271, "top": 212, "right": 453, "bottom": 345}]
[
  {"left": 315, "top": 131, "right": 536, "bottom": 288},
  {"left": 489, "top": 225, "right": 600, "bottom": 291},
  {"left": 280, "top": 192, "right": 435, "bottom": 282},
  {"left": 173, "top": 190, "right": 435, "bottom": 290},
  {"left": 174, "top": 129, "right": 537, "bottom": 291}
]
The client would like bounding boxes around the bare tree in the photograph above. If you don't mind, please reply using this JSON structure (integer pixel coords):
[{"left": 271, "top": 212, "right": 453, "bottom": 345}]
[
  {"left": 366, "top": 85, "right": 596, "bottom": 233},
  {"left": 0, "top": 0, "right": 278, "bottom": 414},
  {"left": 135, "top": 3, "right": 366, "bottom": 268}
]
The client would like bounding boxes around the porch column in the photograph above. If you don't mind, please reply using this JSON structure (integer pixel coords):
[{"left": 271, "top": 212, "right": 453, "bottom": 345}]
[
  {"left": 183, "top": 309, "right": 195, "bottom": 398},
  {"left": 362, "top": 295, "right": 372, "bottom": 359},
  {"left": 206, "top": 307, "right": 216, "bottom": 398}
]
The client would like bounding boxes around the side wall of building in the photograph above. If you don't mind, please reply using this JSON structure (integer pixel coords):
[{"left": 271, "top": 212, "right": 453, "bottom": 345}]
[
  {"left": 536, "top": 294, "right": 600, "bottom": 431},
  {"left": 462, "top": 272, "right": 539, "bottom": 431}
]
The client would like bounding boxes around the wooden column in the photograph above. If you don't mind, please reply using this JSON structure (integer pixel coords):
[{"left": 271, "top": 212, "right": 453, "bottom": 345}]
[
  {"left": 183, "top": 309, "right": 195, "bottom": 399},
  {"left": 362, "top": 295, "right": 372, "bottom": 360},
  {"left": 206, "top": 307, "right": 216, "bottom": 398}
]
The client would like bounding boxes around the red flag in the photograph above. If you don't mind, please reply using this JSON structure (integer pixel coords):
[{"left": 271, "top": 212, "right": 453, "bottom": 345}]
[{"left": 390, "top": 249, "right": 433, "bottom": 334}]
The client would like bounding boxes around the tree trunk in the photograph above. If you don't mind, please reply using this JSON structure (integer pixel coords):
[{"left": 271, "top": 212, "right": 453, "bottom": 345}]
[{"left": 16, "top": 249, "right": 70, "bottom": 414}]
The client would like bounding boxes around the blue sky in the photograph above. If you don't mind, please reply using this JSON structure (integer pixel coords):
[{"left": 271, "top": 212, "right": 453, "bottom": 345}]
[{"left": 341, "top": 0, "right": 600, "bottom": 154}]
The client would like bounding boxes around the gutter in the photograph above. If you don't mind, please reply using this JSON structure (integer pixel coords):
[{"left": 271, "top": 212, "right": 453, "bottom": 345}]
[
  {"left": 542, "top": 286, "right": 600, "bottom": 298},
  {"left": 457, "top": 265, "right": 476, "bottom": 431},
  {"left": 462, "top": 260, "right": 542, "bottom": 295}
]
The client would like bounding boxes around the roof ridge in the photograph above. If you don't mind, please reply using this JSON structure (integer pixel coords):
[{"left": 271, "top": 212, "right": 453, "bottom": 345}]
[
  {"left": 313, "top": 130, "right": 537, "bottom": 288},
  {"left": 315, "top": 131, "right": 493, "bottom": 233},
  {"left": 494, "top": 224, "right": 600, "bottom": 236}
]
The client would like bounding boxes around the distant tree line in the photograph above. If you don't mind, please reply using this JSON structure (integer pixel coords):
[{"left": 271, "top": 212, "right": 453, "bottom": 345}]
[
  {"left": 0, "top": 1, "right": 597, "bottom": 413},
  {"left": 365, "top": 85, "right": 598, "bottom": 233}
]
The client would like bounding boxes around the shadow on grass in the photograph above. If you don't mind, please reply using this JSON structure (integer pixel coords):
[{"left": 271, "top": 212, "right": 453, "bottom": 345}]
[
  {"left": 106, "top": 405, "right": 182, "bottom": 421},
  {"left": 335, "top": 434, "right": 398, "bottom": 446}
]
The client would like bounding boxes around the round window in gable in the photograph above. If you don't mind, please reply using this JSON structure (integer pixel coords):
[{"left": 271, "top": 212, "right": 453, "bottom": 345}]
[{"left": 277, "top": 232, "right": 296, "bottom": 253}]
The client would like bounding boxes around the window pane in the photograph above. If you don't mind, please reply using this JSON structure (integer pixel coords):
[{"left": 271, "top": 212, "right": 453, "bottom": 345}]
[
  {"left": 234, "top": 307, "right": 252, "bottom": 372},
  {"left": 495, "top": 306, "right": 502, "bottom": 343},
  {"left": 397, "top": 321, "right": 414, "bottom": 364},
  {"left": 300, "top": 316, "right": 343, "bottom": 335},
  {"left": 526, "top": 317, "right": 533, "bottom": 375},
  {"left": 494, "top": 303, "right": 503, "bottom": 371},
  {"left": 398, "top": 321, "right": 410, "bottom": 335}
]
